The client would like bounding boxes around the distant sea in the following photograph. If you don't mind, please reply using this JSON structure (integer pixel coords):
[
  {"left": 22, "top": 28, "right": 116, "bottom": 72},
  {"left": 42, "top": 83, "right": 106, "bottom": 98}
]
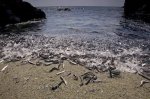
[{"left": 0, "top": 6, "right": 150, "bottom": 72}]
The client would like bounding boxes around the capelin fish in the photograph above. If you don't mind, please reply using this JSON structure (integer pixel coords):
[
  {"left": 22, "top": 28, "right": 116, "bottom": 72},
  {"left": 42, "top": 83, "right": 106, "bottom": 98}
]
[
  {"left": 68, "top": 59, "right": 77, "bottom": 65},
  {"left": 1, "top": 65, "right": 9, "bottom": 72},
  {"left": 51, "top": 76, "right": 67, "bottom": 91},
  {"left": 108, "top": 66, "right": 121, "bottom": 78},
  {"left": 0, "top": 60, "right": 4, "bottom": 63},
  {"left": 139, "top": 80, "right": 150, "bottom": 87},
  {"left": 80, "top": 72, "right": 97, "bottom": 86}
]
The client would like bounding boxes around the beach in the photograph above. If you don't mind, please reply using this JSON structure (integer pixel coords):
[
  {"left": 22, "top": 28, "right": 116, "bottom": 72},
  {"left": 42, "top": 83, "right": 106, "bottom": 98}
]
[
  {"left": 0, "top": 6, "right": 150, "bottom": 99},
  {"left": 0, "top": 61, "right": 150, "bottom": 99}
]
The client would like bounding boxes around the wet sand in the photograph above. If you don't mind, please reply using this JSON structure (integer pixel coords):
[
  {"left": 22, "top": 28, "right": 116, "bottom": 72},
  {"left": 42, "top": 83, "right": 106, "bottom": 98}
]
[{"left": 0, "top": 61, "right": 150, "bottom": 99}]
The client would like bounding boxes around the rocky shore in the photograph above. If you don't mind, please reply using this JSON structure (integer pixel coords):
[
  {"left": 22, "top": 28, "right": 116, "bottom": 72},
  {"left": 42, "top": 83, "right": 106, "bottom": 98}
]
[
  {"left": 0, "top": 0, "right": 46, "bottom": 27},
  {"left": 124, "top": 0, "right": 150, "bottom": 22}
]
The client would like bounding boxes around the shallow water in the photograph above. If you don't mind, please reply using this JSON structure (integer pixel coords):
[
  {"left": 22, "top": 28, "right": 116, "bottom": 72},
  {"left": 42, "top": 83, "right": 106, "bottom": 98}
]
[{"left": 0, "top": 6, "right": 150, "bottom": 73}]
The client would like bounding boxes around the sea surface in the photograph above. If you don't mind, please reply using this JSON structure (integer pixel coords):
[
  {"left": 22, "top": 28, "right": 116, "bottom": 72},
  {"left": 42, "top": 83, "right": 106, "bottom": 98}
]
[{"left": 0, "top": 6, "right": 150, "bottom": 73}]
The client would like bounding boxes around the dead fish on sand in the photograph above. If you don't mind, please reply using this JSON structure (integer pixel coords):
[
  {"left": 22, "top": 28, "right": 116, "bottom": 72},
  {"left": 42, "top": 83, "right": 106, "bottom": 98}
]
[
  {"left": 137, "top": 67, "right": 150, "bottom": 80},
  {"left": 45, "top": 59, "right": 59, "bottom": 64},
  {"left": 28, "top": 60, "right": 36, "bottom": 65},
  {"left": 139, "top": 80, "right": 150, "bottom": 87},
  {"left": 73, "top": 74, "right": 78, "bottom": 81},
  {"left": 108, "top": 66, "right": 121, "bottom": 78},
  {"left": 49, "top": 67, "right": 59, "bottom": 72},
  {"left": 0, "top": 60, "right": 4, "bottom": 63},
  {"left": 1, "top": 65, "right": 9, "bottom": 72},
  {"left": 56, "top": 70, "right": 65, "bottom": 75},
  {"left": 36, "top": 61, "right": 42, "bottom": 66},
  {"left": 51, "top": 76, "right": 67, "bottom": 91},
  {"left": 80, "top": 72, "right": 98, "bottom": 86},
  {"left": 44, "top": 62, "right": 53, "bottom": 66},
  {"left": 68, "top": 59, "right": 77, "bottom": 65}
]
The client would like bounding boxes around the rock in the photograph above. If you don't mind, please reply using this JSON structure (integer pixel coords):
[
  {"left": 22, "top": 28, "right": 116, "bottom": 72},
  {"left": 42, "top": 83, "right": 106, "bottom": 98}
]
[
  {"left": 57, "top": 8, "right": 71, "bottom": 11},
  {"left": 0, "top": 0, "right": 46, "bottom": 27},
  {"left": 64, "top": 8, "right": 71, "bottom": 11},
  {"left": 124, "top": 0, "right": 150, "bottom": 22},
  {"left": 57, "top": 8, "right": 63, "bottom": 11}
]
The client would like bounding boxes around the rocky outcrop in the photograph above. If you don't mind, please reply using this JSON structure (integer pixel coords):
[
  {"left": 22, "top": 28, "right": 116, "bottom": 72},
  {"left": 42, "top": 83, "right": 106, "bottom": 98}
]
[
  {"left": 0, "top": 0, "right": 46, "bottom": 26},
  {"left": 124, "top": 0, "right": 150, "bottom": 22},
  {"left": 57, "top": 8, "right": 71, "bottom": 11}
]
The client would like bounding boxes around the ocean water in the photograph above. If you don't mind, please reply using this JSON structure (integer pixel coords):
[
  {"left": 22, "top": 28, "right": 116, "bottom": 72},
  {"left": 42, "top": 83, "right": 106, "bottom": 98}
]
[{"left": 1, "top": 6, "right": 150, "bottom": 73}]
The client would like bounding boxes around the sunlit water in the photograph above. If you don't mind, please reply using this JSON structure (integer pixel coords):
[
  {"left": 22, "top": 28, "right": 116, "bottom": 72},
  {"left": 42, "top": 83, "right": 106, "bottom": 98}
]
[{"left": 0, "top": 6, "right": 150, "bottom": 73}]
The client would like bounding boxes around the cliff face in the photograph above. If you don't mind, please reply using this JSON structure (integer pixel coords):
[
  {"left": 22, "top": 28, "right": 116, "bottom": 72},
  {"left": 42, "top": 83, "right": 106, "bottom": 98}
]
[
  {"left": 124, "top": 0, "right": 150, "bottom": 22},
  {"left": 0, "top": 0, "right": 46, "bottom": 26}
]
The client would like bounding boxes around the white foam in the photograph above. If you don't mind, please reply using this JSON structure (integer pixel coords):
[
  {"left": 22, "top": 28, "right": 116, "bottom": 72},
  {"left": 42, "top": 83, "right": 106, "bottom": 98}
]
[{"left": 0, "top": 34, "right": 145, "bottom": 73}]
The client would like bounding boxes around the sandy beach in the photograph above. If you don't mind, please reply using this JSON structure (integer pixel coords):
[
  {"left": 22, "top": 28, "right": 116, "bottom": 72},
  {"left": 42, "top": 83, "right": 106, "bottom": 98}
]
[{"left": 0, "top": 61, "right": 150, "bottom": 99}]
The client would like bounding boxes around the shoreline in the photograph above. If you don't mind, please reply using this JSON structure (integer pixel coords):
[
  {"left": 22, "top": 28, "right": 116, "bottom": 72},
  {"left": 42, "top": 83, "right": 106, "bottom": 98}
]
[{"left": 0, "top": 61, "right": 150, "bottom": 99}]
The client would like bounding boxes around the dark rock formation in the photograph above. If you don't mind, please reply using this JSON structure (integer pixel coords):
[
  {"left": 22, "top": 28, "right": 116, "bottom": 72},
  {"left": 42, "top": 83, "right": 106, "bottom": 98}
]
[
  {"left": 124, "top": 0, "right": 150, "bottom": 22},
  {"left": 0, "top": 0, "right": 46, "bottom": 26},
  {"left": 57, "top": 8, "right": 71, "bottom": 11}
]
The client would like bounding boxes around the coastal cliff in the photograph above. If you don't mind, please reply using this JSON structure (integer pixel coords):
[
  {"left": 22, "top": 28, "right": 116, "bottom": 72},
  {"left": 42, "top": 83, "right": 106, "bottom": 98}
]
[
  {"left": 124, "top": 0, "right": 150, "bottom": 22},
  {"left": 0, "top": 0, "right": 46, "bottom": 26}
]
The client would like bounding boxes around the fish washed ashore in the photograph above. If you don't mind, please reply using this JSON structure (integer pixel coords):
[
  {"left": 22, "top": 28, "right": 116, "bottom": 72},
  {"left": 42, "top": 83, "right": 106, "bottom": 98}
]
[
  {"left": 0, "top": 6, "right": 150, "bottom": 99},
  {"left": 0, "top": 32, "right": 150, "bottom": 79},
  {"left": 0, "top": 60, "right": 150, "bottom": 99}
]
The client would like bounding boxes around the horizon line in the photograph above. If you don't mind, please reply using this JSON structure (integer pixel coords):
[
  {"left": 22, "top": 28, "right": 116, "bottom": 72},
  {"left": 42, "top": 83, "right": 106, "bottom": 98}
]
[{"left": 35, "top": 5, "right": 123, "bottom": 8}]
